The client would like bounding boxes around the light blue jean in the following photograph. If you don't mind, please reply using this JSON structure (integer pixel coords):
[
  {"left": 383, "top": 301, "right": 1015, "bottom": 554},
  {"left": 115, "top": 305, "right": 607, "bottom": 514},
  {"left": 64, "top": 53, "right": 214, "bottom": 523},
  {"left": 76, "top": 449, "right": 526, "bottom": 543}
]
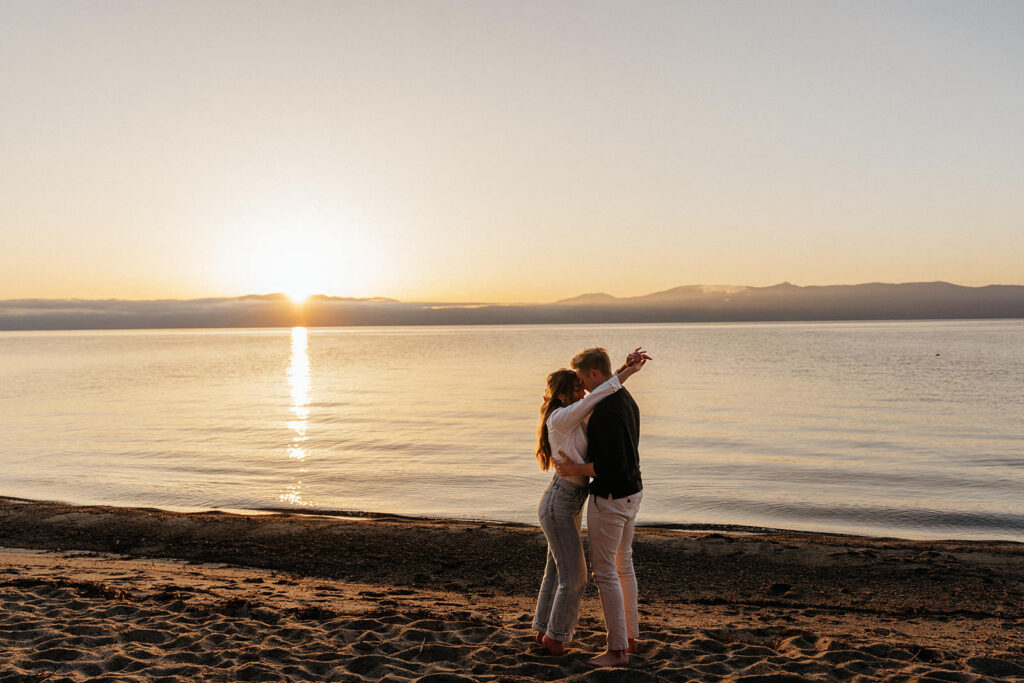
[{"left": 533, "top": 475, "right": 589, "bottom": 642}]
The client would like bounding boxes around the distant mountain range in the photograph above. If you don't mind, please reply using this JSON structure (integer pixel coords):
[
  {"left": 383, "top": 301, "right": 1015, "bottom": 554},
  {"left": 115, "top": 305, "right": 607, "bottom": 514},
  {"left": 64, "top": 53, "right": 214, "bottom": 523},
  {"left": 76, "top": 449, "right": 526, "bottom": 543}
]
[{"left": 2, "top": 282, "right": 1023, "bottom": 330}]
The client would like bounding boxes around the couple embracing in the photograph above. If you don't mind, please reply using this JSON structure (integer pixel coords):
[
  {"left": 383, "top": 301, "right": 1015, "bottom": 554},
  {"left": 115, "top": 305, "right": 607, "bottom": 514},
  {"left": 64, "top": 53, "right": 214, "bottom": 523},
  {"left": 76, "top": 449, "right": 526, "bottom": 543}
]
[{"left": 533, "top": 345, "right": 650, "bottom": 667}]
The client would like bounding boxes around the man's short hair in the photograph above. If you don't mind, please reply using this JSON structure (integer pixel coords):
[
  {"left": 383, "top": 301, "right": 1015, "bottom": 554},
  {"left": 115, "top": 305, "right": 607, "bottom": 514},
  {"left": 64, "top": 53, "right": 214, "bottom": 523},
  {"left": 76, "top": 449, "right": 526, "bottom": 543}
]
[{"left": 571, "top": 347, "right": 612, "bottom": 376}]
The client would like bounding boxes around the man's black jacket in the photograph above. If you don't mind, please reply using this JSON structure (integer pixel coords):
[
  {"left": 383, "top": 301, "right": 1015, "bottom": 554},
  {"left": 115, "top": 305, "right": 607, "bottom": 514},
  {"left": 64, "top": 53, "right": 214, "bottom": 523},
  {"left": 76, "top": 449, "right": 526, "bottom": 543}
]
[{"left": 586, "top": 387, "right": 642, "bottom": 499}]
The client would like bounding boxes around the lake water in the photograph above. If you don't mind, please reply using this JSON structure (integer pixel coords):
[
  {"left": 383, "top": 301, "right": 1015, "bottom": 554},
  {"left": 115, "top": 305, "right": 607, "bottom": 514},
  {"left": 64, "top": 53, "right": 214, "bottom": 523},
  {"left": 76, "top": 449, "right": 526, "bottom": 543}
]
[{"left": 1, "top": 321, "right": 1022, "bottom": 541}]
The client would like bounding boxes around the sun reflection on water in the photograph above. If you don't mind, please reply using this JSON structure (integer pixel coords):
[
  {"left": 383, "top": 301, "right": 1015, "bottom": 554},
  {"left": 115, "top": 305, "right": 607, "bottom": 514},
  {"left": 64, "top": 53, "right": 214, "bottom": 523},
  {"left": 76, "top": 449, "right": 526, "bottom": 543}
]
[
  {"left": 280, "top": 327, "right": 312, "bottom": 505},
  {"left": 279, "top": 481, "right": 306, "bottom": 506},
  {"left": 288, "top": 326, "right": 311, "bottom": 423}
]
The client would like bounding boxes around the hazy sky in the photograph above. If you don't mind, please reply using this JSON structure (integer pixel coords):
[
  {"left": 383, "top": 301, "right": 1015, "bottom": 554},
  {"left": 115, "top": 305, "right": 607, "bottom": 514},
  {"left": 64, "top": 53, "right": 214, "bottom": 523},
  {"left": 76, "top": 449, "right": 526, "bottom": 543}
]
[{"left": 2, "top": 1, "right": 1023, "bottom": 303}]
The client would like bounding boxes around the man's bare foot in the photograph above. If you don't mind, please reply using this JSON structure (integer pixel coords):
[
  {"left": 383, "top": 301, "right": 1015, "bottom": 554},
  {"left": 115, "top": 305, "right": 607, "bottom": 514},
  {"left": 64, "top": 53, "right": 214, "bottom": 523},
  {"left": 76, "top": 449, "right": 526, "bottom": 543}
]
[
  {"left": 541, "top": 635, "right": 565, "bottom": 655},
  {"left": 534, "top": 631, "right": 544, "bottom": 646},
  {"left": 626, "top": 638, "right": 638, "bottom": 654},
  {"left": 586, "top": 649, "right": 629, "bottom": 667}
]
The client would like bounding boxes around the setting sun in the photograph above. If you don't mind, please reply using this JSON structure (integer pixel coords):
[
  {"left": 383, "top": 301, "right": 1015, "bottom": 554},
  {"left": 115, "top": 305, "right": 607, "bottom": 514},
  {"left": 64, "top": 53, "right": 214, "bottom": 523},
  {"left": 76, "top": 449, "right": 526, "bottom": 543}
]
[{"left": 205, "top": 201, "right": 387, "bottom": 301}]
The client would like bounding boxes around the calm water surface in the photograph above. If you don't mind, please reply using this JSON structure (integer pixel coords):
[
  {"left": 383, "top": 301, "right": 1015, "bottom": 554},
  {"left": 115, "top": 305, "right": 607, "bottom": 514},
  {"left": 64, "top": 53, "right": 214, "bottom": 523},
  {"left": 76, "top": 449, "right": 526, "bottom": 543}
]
[{"left": 1, "top": 321, "right": 1022, "bottom": 541}]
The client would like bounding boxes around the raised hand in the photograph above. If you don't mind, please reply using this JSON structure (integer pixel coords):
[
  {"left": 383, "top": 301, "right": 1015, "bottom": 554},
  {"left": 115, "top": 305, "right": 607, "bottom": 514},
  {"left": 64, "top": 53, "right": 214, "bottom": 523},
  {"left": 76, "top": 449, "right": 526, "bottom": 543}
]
[
  {"left": 618, "top": 347, "right": 651, "bottom": 379},
  {"left": 628, "top": 347, "right": 652, "bottom": 366}
]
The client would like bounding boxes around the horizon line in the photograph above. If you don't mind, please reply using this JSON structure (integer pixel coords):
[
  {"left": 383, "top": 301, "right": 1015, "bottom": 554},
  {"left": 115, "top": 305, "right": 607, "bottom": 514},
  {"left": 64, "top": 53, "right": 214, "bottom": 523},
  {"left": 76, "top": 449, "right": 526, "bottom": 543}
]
[{"left": 5, "top": 279, "right": 1024, "bottom": 306}]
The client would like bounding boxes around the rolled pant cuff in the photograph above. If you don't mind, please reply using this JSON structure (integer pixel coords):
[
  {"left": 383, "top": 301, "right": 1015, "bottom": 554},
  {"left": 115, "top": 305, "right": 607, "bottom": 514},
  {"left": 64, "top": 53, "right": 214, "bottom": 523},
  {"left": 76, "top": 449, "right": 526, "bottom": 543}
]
[
  {"left": 533, "top": 621, "right": 574, "bottom": 642},
  {"left": 545, "top": 628, "right": 574, "bottom": 642}
]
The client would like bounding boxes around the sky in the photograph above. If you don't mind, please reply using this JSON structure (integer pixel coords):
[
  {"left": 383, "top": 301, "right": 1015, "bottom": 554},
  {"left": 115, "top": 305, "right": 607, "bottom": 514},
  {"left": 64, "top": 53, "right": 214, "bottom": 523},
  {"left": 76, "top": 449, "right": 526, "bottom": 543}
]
[{"left": 2, "top": 1, "right": 1023, "bottom": 304}]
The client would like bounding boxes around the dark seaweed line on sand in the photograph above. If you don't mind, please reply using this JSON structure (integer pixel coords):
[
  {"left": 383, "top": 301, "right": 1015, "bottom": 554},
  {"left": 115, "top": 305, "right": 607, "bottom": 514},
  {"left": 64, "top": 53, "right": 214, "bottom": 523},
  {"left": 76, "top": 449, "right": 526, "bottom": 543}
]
[{"left": 2, "top": 497, "right": 1022, "bottom": 620}]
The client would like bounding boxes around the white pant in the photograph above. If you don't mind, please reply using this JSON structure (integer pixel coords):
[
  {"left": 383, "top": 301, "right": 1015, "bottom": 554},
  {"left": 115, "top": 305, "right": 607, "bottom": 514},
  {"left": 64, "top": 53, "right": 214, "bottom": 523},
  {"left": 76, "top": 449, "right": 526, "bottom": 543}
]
[{"left": 587, "top": 490, "right": 642, "bottom": 651}]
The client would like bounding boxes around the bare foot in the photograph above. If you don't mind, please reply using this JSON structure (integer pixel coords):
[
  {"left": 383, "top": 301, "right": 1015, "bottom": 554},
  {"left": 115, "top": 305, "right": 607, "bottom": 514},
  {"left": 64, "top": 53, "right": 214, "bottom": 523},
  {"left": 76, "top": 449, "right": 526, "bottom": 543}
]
[
  {"left": 541, "top": 635, "right": 565, "bottom": 655},
  {"left": 534, "top": 631, "right": 544, "bottom": 645},
  {"left": 586, "top": 649, "right": 629, "bottom": 667},
  {"left": 626, "top": 638, "right": 638, "bottom": 654}
]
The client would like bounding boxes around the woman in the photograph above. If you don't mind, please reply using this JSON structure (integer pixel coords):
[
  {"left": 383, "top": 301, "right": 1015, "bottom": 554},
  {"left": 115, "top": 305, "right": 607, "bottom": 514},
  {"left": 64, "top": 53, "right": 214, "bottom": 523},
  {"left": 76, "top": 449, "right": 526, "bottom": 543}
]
[{"left": 532, "top": 348, "right": 646, "bottom": 655}]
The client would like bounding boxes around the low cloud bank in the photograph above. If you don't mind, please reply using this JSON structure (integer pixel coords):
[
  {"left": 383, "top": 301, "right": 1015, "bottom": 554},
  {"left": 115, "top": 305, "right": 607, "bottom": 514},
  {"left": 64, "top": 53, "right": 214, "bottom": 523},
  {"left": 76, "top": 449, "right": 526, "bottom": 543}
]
[{"left": 1, "top": 283, "right": 1023, "bottom": 331}]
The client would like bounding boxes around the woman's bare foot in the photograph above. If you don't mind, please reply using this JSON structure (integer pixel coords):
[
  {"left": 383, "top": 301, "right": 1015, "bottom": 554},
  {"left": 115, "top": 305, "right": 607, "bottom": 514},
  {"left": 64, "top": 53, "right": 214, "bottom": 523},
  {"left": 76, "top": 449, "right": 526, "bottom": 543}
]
[
  {"left": 626, "top": 638, "right": 638, "bottom": 654},
  {"left": 586, "top": 649, "right": 629, "bottom": 667},
  {"left": 541, "top": 635, "right": 565, "bottom": 655}
]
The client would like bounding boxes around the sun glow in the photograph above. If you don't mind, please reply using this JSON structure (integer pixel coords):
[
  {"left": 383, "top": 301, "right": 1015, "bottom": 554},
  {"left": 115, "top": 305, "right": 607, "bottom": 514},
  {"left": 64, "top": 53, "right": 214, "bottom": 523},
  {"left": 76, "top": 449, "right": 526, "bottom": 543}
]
[
  {"left": 262, "top": 256, "right": 325, "bottom": 304},
  {"left": 286, "top": 289, "right": 311, "bottom": 304},
  {"left": 216, "top": 203, "right": 383, "bottom": 301}
]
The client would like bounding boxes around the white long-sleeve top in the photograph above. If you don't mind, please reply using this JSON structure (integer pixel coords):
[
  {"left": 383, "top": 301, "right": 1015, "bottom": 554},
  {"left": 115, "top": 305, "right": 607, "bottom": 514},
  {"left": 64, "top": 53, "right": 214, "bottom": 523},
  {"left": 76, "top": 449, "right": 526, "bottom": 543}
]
[{"left": 546, "top": 375, "right": 622, "bottom": 486}]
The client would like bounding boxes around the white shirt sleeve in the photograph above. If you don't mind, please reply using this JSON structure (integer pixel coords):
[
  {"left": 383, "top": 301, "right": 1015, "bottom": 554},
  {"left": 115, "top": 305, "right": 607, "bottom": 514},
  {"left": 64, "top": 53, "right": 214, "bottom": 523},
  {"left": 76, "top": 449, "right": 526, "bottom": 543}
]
[{"left": 546, "top": 375, "right": 622, "bottom": 434}]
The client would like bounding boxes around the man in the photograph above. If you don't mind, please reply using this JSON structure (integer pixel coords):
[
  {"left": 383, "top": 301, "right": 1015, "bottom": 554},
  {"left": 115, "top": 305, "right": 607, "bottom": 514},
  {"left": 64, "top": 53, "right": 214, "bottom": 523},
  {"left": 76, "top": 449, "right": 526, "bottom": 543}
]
[{"left": 555, "top": 346, "right": 647, "bottom": 667}]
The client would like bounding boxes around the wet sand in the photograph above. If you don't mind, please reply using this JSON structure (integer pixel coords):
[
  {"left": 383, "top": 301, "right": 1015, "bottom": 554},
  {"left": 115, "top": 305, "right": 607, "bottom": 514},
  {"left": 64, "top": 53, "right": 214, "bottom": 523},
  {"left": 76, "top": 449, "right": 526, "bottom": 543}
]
[{"left": 1, "top": 497, "right": 1022, "bottom": 681}]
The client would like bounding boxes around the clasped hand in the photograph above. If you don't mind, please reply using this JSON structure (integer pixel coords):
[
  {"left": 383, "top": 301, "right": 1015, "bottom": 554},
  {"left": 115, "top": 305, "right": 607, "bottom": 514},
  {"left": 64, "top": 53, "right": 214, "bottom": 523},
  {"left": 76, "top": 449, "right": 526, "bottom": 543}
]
[{"left": 553, "top": 450, "right": 582, "bottom": 477}]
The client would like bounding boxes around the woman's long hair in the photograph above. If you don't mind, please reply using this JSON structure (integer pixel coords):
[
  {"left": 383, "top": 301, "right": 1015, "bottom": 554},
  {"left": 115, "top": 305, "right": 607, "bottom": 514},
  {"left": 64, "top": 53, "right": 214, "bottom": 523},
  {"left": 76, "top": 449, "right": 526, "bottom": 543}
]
[{"left": 536, "top": 369, "right": 580, "bottom": 470}]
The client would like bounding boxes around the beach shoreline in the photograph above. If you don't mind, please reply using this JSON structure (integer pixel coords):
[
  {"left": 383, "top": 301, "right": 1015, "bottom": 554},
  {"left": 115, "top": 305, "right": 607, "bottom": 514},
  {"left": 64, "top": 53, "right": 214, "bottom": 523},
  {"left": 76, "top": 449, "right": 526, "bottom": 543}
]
[
  {"left": 2, "top": 496, "right": 1022, "bottom": 681},
  {"left": 7, "top": 494, "right": 1019, "bottom": 543}
]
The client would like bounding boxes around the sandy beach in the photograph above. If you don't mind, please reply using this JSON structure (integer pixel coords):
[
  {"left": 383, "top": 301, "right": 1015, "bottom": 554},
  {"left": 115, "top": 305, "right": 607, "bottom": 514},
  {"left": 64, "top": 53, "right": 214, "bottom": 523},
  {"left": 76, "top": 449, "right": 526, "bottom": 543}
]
[{"left": 1, "top": 497, "right": 1022, "bottom": 681}]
